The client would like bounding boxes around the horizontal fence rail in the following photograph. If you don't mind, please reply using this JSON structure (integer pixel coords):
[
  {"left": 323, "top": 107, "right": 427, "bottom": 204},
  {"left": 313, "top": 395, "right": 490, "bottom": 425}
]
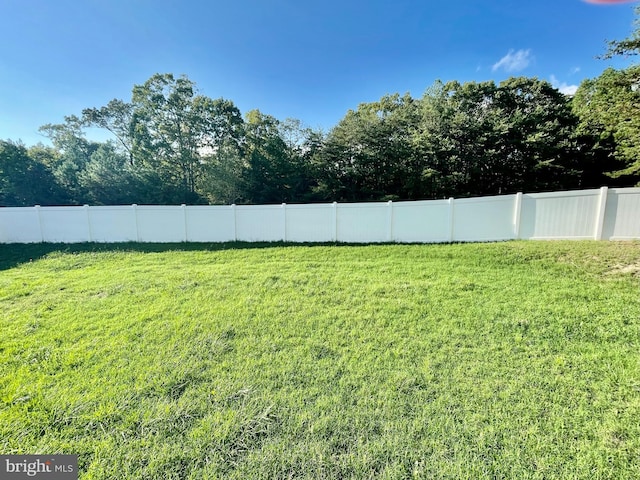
[{"left": 1, "top": 187, "right": 639, "bottom": 244}]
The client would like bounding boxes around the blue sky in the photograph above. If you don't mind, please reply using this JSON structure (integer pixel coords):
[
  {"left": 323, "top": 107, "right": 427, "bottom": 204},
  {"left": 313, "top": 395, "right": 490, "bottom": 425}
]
[{"left": 1, "top": 0, "right": 638, "bottom": 146}]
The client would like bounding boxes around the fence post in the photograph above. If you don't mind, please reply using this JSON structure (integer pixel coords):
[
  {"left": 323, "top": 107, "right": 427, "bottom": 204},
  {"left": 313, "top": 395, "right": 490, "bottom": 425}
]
[
  {"left": 132, "top": 204, "right": 140, "bottom": 242},
  {"left": 282, "top": 203, "right": 287, "bottom": 242},
  {"left": 181, "top": 204, "right": 188, "bottom": 242},
  {"left": 35, "top": 205, "right": 44, "bottom": 243},
  {"left": 84, "top": 205, "right": 93, "bottom": 242},
  {"left": 387, "top": 200, "right": 394, "bottom": 242},
  {"left": 333, "top": 202, "right": 338, "bottom": 242},
  {"left": 448, "top": 198, "right": 455, "bottom": 242},
  {"left": 513, "top": 192, "right": 523, "bottom": 240},
  {"left": 594, "top": 186, "right": 609, "bottom": 240},
  {"left": 231, "top": 204, "right": 237, "bottom": 242}
]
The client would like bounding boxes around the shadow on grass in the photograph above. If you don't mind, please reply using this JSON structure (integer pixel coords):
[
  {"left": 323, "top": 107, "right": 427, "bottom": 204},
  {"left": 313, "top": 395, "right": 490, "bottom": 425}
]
[{"left": 0, "top": 241, "right": 355, "bottom": 271}]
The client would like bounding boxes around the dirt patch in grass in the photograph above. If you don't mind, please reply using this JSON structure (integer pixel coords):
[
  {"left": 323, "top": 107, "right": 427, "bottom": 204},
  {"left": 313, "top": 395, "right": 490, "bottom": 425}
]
[{"left": 605, "top": 263, "right": 640, "bottom": 277}]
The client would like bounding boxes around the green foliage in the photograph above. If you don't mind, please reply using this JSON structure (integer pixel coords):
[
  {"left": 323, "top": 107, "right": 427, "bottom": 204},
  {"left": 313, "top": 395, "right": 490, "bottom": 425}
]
[
  {"left": 28, "top": 74, "right": 250, "bottom": 205},
  {"left": 572, "top": 66, "right": 640, "bottom": 184},
  {"left": 79, "top": 143, "right": 143, "bottom": 205},
  {"left": 490, "top": 77, "right": 579, "bottom": 191},
  {"left": 316, "top": 79, "right": 584, "bottom": 200},
  {"left": 0, "top": 241, "right": 639, "bottom": 478},
  {"left": 200, "top": 142, "right": 246, "bottom": 205},
  {"left": 0, "top": 140, "right": 65, "bottom": 206},
  {"left": 432, "top": 77, "right": 582, "bottom": 196},
  {"left": 130, "top": 73, "right": 244, "bottom": 204},
  {"left": 571, "top": 5, "right": 640, "bottom": 186},
  {"left": 3, "top": 60, "right": 639, "bottom": 206},
  {"left": 82, "top": 99, "right": 135, "bottom": 164},
  {"left": 315, "top": 93, "right": 419, "bottom": 201},
  {"left": 39, "top": 115, "right": 86, "bottom": 152},
  {"left": 38, "top": 116, "right": 103, "bottom": 204},
  {"left": 602, "top": 6, "right": 640, "bottom": 59},
  {"left": 241, "top": 110, "right": 315, "bottom": 204}
]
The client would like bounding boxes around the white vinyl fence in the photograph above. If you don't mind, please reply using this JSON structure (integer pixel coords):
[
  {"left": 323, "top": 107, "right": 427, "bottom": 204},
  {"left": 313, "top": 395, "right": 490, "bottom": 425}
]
[{"left": 0, "top": 187, "right": 639, "bottom": 244}]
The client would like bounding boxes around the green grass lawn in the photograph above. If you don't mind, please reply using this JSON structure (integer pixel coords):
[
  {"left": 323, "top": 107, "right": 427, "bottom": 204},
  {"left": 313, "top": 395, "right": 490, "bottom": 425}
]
[{"left": 1, "top": 241, "right": 639, "bottom": 479}]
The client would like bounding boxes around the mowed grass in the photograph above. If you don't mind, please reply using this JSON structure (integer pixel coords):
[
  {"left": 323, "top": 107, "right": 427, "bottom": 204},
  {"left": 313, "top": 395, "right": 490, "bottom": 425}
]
[{"left": 0, "top": 241, "right": 639, "bottom": 479}]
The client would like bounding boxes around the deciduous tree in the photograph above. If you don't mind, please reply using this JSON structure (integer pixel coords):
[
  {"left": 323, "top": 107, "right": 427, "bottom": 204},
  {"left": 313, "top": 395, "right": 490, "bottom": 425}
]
[
  {"left": 130, "top": 73, "right": 244, "bottom": 203},
  {"left": 0, "top": 140, "right": 65, "bottom": 206}
]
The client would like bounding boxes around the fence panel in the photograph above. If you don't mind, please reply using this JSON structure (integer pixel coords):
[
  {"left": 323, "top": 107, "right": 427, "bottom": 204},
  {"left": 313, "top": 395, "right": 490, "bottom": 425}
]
[
  {"left": 185, "top": 206, "right": 235, "bottom": 242},
  {"left": 604, "top": 188, "right": 640, "bottom": 240},
  {"left": 1, "top": 188, "right": 638, "bottom": 244},
  {"left": 89, "top": 206, "right": 137, "bottom": 242},
  {"left": 39, "top": 207, "right": 89, "bottom": 243},
  {"left": 393, "top": 200, "right": 450, "bottom": 243},
  {"left": 337, "top": 203, "right": 389, "bottom": 243},
  {"left": 520, "top": 189, "right": 601, "bottom": 240},
  {"left": 136, "top": 206, "right": 186, "bottom": 242},
  {"left": 0, "top": 207, "right": 41, "bottom": 243},
  {"left": 236, "top": 205, "right": 284, "bottom": 242},
  {"left": 453, "top": 195, "right": 517, "bottom": 242},
  {"left": 285, "top": 204, "right": 335, "bottom": 242}
]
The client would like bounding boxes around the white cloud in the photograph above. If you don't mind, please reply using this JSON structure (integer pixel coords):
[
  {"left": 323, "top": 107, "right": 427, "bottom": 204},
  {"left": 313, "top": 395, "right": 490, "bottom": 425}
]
[
  {"left": 550, "top": 75, "right": 578, "bottom": 96},
  {"left": 492, "top": 49, "right": 532, "bottom": 73},
  {"left": 570, "top": 66, "right": 581, "bottom": 75}
]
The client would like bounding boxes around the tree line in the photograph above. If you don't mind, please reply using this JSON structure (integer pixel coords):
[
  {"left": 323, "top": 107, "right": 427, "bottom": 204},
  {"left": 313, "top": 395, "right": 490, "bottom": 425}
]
[{"left": 2, "top": 14, "right": 640, "bottom": 207}]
